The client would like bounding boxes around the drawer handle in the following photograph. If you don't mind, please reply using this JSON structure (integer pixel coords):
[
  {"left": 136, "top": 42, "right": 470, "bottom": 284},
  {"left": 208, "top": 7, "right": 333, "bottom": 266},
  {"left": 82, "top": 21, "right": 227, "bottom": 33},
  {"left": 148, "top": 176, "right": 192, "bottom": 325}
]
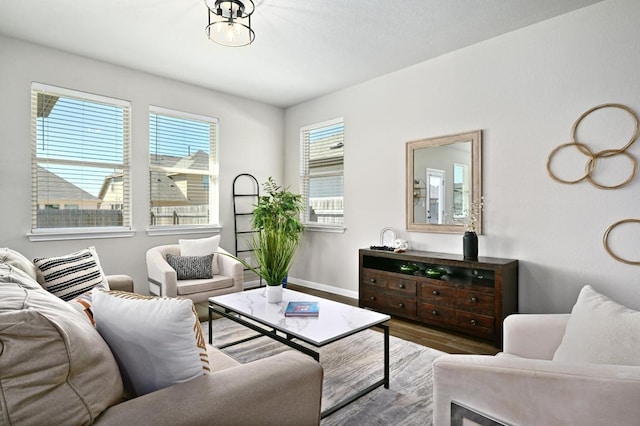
[
  {"left": 370, "top": 296, "right": 376, "bottom": 301},
  {"left": 398, "top": 303, "right": 405, "bottom": 308},
  {"left": 471, "top": 296, "right": 478, "bottom": 303},
  {"left": 370, "top": 278, "right": 376, "bottom": 283},
  {"left": 399, "top": 284, "right": 405, "bottom": 289},
  {"left": 470, "top": 319, "right": 477, "bottom": 325},
  {"left": 432, "top": 310, "right": 438, "bottom": 316},
  {"left": 432, "top": 290, "right": 439, "bottom": 296}
]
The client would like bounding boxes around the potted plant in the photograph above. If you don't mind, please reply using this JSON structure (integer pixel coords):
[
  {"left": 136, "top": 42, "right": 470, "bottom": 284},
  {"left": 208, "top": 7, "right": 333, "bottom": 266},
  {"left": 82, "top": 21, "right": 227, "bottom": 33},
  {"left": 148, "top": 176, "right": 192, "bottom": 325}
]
[
  {"left": 252, "top": 177, "right": 304, "bottom": 241},
  {"left": 223, "top": 178, "right": 304, "bottom": 302},
  {"left": 460, "top": 199, "right": 482, "bottom": 260}
]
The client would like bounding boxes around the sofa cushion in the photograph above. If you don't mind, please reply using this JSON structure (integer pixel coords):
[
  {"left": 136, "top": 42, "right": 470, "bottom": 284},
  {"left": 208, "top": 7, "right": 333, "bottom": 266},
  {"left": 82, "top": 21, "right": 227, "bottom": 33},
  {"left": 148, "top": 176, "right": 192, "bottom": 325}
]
[
  {"left": 0, "top": 247, "right": 38, "bottom": 280},
  {"left": 179, "top": 235, "right": 220, "bottom": 275},
  {"left": 177, "top": 275, "right": 234, "bottom": 295},
  {"left": 93, "top": 291, "right": 210, "bottom": 397},
  {"left": 0, "top": 263, "right": 123, "bottom": 426},
  {"left": 166, "top": 253, "right": 214, "bottom": 280},
  {"left": 33, "top": 246, "right": 109, "bottom": 301},
  {"left": 207, "top": 345, "right": 241, "bottom": 372},
  {"left": 553, "top": 285, "right": 640, "bottom": 366}
]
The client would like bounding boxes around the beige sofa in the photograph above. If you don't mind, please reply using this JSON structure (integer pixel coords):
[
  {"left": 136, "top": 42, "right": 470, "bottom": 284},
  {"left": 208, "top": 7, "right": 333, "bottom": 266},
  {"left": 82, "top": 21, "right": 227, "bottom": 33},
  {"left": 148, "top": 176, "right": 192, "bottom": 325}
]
[
  {"left": 146, "top": 244, "right": 243, "bottom": 303},
  {"left": 433, "top": 313, "right": 640, "bottom": 425},
  {"left": 0, "top": 252, "right": 323, "bottom": 426}
]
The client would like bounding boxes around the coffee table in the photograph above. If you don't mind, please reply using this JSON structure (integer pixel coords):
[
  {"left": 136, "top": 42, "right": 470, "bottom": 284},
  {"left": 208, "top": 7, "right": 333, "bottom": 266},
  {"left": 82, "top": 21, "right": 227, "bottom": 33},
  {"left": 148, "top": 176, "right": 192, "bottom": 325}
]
[{"left": 208, "top": 287, "right": 391, "bottom": 418}]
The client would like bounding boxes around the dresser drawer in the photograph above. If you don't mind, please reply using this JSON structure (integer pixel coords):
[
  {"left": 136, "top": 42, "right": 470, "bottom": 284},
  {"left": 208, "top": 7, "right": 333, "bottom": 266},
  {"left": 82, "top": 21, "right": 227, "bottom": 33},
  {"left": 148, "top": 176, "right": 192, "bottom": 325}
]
[
  {"left": 417, "top": 302, "right": 456, "bottom": 324},
  {"left": 383, "top": 293, "right": 417, "bottom": 316},
  {"left": 388, "top": 278, "right": 416, "bottom": 295},
  {"left": 456, "top": 288, "right": 494, "bottom": 315},
  {"left": 362, "top": 269, "right": 389, "bottom": 287},
  {"left": 362, "top": 269, "right": 416, "bottom": 294},
  {"left": 420, "top": 282, "right": 455, "bottom": 307},
  {"left": 360, "top": 286, "right": 385, "bottom": 310},
  {"left": 456, "top": 311, "right": 494, "bottom": 335}
]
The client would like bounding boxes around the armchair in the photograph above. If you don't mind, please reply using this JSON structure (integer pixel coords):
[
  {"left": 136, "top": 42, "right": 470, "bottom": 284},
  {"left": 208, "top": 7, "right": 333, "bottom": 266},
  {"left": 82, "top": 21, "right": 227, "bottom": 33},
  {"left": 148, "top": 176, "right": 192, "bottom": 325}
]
[
  {"left": 433, "top": 313, "right": 640, "bottom": 425},
  {"left": 146, "top": 245, "right": 243, "bottom": 304}
]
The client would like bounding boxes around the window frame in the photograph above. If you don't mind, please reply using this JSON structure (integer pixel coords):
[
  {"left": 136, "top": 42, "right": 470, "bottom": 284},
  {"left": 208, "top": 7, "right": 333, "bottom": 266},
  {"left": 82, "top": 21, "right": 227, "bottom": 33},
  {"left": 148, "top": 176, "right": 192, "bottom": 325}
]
[
  {"left": 28, "top": 83, "right": 133, "bottom": 241},
  {"left": 146, "top": 105, "right": 220, "bottom": 236},
  {"left": 299, "top": 117, "right": 346, "bottom": 233}
]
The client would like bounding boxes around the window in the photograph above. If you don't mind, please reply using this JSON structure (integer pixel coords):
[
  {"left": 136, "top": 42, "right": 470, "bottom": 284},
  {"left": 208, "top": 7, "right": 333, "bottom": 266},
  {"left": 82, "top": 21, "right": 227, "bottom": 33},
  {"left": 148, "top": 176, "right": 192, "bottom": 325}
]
[
  {"left": 300, "top": 118, "right": 344, "bottom": 227},
  {"left": 149, "top": 106, "right": 218, "bottom": 227},
  {"left": 31, "top": 83, "right": 131, "bottom": 232}
]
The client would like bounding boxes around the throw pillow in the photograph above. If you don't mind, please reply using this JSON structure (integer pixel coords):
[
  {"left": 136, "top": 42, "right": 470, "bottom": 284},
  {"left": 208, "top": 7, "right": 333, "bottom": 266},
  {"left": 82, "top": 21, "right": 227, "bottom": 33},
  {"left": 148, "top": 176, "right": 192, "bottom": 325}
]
[
  {"left": 166, "top": 253, "right": 214, "bottom": 280},
  {"left": 92, "top": 291, "right": 210, "bottom": 397},
  {"left": 179, "top": 235, "right": 220, "bottom": 275},
  {"left": 33, "top": 247, "right": 109, "bottom": 301},
  {"left": 0, "top": 263, "right": 123, "bottom": 425},
  {"left": 0, "top": 247, "right": 38, "bottom": 281},
  {"left": 553, "top": 285, "right": 640, "bottom": 366}
]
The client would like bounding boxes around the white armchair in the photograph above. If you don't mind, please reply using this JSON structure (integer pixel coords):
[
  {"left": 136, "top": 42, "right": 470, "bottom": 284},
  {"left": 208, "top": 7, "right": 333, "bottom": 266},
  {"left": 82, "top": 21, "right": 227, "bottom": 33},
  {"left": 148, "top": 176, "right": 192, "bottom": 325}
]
[
  {"left": 433, "top": 313, "right": 640, "bottom": 425},
  {"left": 146, "top": 245, "right": 243, "bottom": 304}
]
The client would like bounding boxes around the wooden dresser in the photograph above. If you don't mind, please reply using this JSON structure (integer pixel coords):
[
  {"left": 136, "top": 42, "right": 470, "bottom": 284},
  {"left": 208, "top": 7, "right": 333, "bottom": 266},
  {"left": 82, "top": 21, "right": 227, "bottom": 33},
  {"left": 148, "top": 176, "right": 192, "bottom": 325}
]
[{"left": 358, "top": 248, "right": 518, "bottom": 346}]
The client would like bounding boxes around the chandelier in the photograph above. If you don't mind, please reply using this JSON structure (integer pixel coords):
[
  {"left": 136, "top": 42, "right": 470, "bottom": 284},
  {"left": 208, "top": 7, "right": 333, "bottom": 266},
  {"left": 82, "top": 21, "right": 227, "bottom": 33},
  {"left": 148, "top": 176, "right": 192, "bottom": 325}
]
[{"left": 206, "top": 0, "right": 255, "bottom": 47}]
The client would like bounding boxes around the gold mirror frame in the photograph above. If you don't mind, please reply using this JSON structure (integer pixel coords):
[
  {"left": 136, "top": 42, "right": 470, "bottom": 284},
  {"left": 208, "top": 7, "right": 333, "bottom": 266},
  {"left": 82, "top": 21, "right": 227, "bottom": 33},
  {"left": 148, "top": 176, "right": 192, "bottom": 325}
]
[{"left": 406, "top": 130, "right": 482, "bottom": 234}]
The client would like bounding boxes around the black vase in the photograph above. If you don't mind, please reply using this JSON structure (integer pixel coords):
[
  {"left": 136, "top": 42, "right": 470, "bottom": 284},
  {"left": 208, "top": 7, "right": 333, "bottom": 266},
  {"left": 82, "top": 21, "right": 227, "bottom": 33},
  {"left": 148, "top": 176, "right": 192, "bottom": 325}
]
[{"left": 463, "top": 231, "right": 478, "bottom": 260}]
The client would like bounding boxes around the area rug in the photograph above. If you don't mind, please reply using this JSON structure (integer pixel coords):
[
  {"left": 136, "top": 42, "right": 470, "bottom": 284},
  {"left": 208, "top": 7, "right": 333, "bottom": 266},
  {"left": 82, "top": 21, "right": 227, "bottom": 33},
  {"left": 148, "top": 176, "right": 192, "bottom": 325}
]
[{"left": 202, "top": 318, "right": 445, "bottom": 425}]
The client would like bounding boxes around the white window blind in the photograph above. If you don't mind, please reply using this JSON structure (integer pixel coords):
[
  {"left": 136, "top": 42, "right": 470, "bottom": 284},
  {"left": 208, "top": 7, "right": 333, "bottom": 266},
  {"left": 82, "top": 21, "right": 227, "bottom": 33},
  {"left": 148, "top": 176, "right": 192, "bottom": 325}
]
[
  {"left": 300, "top": 118, "right": 344, "bottom": 226},
  {"left": 30, "top": 83, "right": 131, "bottom": 231},
  {"left": 149, "top": 106, "right": 218, "bottom": 227}
]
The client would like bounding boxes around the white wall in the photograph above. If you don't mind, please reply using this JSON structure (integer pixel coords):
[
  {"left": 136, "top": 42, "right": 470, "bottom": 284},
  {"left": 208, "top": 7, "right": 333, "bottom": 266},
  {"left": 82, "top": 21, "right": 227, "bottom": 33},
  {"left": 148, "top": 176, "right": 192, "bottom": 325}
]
[
  {"left": 0, "top": 36, "right": 284, "bottom": 291},
  {"left": 285, "top": 0, "right": 640, "bottom": 313}
]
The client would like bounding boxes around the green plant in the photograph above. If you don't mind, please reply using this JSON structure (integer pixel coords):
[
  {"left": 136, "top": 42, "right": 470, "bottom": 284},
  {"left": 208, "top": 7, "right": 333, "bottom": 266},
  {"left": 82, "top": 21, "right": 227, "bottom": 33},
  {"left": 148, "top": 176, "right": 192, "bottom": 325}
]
[
  {"left": 220, "top": 227, "right": 299, "bottom": 286},
  {"left": 220, "top": 178, "right": 304, "bottom": 286},
  {"left": 252, "top": 177, "right": 304, "bottom": 241}
]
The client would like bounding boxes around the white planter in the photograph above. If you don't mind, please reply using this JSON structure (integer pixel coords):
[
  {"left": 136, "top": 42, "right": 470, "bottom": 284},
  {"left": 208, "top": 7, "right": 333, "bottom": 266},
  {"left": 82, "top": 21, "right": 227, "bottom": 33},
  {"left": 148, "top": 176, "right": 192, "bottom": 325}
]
[{"left": 265, "top": 285, "right": 283, "bottom": 303}]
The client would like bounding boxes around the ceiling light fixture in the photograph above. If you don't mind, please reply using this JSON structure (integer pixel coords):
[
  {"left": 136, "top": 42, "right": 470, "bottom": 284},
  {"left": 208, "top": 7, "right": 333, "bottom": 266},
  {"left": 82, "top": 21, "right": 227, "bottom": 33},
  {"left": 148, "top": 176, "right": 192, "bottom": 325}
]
[{"left": 205, "top": 0, "right": 255, "bottom": 47}]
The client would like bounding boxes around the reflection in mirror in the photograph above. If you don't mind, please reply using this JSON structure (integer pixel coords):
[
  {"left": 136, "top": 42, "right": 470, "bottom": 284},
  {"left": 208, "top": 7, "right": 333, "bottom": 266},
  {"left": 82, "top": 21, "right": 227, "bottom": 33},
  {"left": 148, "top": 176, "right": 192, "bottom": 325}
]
[{"left": 406, "top": 130, "right": 482, "bottom": 234}]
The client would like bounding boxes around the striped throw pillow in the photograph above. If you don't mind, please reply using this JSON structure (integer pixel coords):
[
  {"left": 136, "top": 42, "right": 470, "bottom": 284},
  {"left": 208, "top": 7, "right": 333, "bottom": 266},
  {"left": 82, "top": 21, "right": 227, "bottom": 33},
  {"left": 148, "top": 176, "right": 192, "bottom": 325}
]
[{"left": 33, "top": 247, "right": 109, "bottom": 301}]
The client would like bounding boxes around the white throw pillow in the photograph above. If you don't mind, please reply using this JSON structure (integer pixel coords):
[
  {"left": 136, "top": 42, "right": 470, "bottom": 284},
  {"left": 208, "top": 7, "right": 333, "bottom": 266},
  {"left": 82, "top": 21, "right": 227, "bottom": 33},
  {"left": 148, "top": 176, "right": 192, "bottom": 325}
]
[
  {"left": 33, "top": 247, "right": 110, "bottom": 301},
  {"left": 92, "top": 291, "right": 210, "bottom": 396},
  {"left": 553, "top": 285, "right": 640, "bottom": 366},
  {"left": 179, "top": 235, "right": 220, "bottom": 275}
]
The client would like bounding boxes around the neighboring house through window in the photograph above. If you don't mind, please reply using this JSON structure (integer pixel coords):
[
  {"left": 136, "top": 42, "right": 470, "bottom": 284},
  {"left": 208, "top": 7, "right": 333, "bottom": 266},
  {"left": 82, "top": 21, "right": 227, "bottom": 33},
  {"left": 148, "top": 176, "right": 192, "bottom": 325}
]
[
  {"left": 300, "top": 118, "right": 344, "bottom": 228},
  {"left": 31, "top": 83, "right": 131, "bottom": 232},
  {"left": 149, "top": 106, "right": 218, "bottom": 227}
]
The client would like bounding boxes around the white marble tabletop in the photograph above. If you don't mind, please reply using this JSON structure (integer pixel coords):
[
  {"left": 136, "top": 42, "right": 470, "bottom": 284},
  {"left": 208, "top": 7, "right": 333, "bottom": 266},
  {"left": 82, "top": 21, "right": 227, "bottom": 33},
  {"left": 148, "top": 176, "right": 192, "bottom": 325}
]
[{"left": 209, "top": 288, "right": 390, "bottom": 346}]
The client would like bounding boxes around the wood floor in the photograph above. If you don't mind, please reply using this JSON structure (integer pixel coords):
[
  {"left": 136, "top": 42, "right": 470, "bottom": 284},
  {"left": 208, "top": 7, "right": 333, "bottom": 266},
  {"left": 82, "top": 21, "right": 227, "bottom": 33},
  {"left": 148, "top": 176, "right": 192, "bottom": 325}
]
[
  {"left": 285, "top": 283, "right": 500, "bottom": 355},
  {"left": 197, "top": 283, "right": 500, "bottom": 355}
]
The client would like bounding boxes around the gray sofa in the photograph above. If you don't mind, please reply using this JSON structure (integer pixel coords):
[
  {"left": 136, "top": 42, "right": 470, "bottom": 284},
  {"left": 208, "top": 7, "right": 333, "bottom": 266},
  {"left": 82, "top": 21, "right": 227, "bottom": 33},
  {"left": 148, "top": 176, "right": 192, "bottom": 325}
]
[{"left": 0, "top": 250, "right": 323, "bottom": 426}]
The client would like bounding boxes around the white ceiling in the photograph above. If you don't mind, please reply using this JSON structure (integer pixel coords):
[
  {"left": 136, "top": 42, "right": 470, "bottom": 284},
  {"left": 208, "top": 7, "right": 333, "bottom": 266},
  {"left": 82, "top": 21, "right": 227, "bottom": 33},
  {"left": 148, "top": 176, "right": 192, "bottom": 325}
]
[{"left": 0, "top": 0, "right": 602, "bottom": 108}]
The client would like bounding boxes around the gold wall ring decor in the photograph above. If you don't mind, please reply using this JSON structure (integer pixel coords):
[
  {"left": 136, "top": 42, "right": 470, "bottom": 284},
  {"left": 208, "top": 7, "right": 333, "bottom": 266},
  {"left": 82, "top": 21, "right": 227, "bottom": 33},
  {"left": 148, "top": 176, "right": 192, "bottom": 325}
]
[
  {"left": 585, "top": 149, "right": 637, "bottom": 190},
  {"left": 603, "top": 219, "right": 640, "bottom": 265},
  {"left": 546, "top": 142, "right": 596, "bottom": 184},
  {"left": 571, "top": 103, "right": 640, "bottom": 157},
  {"left": 547, "top": 103, "right": 639, "bottom": 189}
]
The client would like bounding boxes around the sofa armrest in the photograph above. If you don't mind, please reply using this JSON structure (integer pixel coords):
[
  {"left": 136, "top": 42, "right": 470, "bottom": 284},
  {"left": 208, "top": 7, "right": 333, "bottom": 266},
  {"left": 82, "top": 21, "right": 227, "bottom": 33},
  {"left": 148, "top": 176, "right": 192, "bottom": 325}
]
[
  {"left": 433, "top": 353, "right": 640, "bottom": 426},
  {"left": 106, "top": 275, "right": 133, "bottom": 293},
  {"left": 95, "top": 351, "right": 323, "bottom": 426},
  {"left": 502, "top": 314, "right": 570, "bottom": 359},
  {"left": 217, "top": 247, "right": 243, "bottom": 291},
  {"left": 145, "top": 246, "right": 178, "bottom": 297}
]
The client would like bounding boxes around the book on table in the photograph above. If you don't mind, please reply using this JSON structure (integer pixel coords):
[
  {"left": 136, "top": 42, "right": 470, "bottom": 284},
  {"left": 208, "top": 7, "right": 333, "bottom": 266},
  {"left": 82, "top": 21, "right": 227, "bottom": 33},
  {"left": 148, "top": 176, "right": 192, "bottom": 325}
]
[{"left": 285, "top": 301, "right": 319, "bottom": 317}]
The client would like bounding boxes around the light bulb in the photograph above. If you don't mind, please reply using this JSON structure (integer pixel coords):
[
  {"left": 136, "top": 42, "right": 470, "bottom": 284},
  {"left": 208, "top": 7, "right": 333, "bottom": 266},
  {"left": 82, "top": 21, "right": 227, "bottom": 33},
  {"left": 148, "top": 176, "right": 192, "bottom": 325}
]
[{"left": 226, "top": 24, "right": 235, "bottom": 42}]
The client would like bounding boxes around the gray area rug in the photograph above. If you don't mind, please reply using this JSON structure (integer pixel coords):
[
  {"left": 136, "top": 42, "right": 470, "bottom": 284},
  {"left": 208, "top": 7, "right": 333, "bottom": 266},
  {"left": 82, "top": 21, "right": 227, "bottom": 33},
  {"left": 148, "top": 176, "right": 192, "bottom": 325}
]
[{"left": 202, "top": 318, "right": 444, "bottom": 425}]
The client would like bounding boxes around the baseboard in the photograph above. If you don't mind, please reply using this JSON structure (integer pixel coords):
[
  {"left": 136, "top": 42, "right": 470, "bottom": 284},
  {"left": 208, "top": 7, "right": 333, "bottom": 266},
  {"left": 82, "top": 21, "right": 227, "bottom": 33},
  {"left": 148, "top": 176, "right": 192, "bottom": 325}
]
[{"left": 287, "top": 277, "right": 358, "bottom": 300}]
